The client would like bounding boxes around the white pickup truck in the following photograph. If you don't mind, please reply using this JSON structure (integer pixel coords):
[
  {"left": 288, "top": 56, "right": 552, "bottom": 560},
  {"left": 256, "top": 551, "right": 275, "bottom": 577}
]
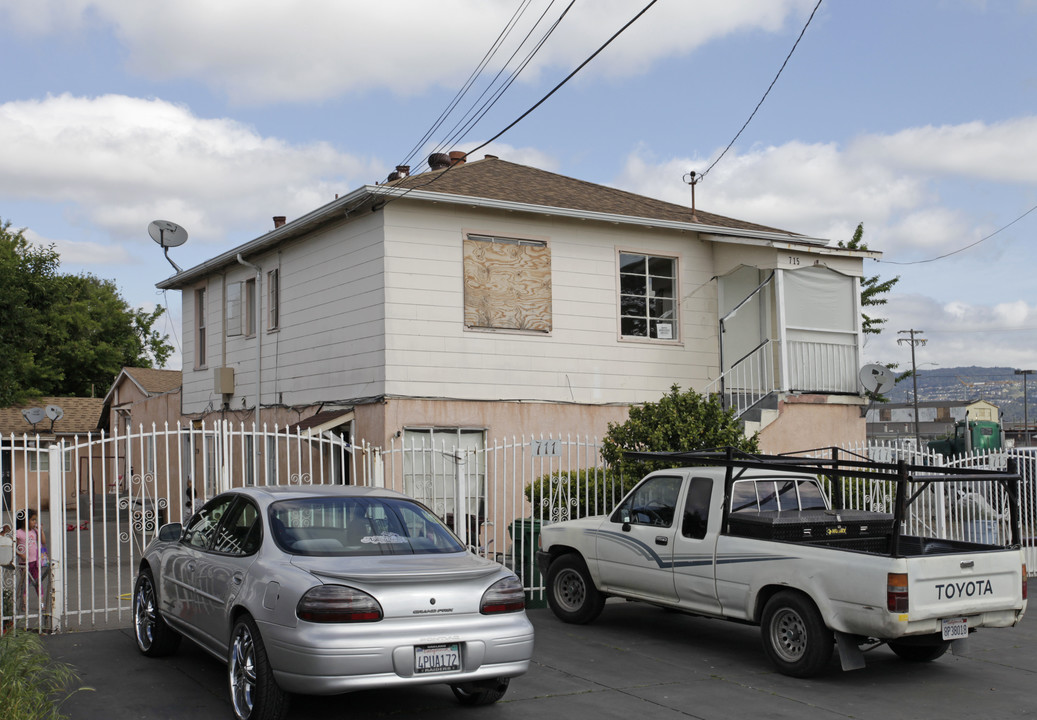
[{"left": 536, "top": 451, "right": 1028, "bottom": 677}]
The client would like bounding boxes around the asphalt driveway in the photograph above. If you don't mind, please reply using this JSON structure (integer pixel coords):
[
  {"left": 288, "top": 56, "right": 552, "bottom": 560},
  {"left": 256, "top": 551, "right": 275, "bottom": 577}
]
[{"left": 44, "top": 600, "right": 1036, "bottom": 720}]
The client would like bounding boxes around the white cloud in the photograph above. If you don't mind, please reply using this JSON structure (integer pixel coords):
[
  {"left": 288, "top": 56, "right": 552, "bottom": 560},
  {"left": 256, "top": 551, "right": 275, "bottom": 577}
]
[
  {"left": 0, "top": 0, "right": 819, "bottom": 104},
  {"left": 0, "top": 94, "right": 380, "bottom": 242},
  {"left": 616, "top": 115, "right": 1037, "bottom": 254},
  {"left": 23, "top": 227, "right": 132, "bottom": 265},
  {"left": 862, "top": 294, "right": 1037, "bottom": 370}
]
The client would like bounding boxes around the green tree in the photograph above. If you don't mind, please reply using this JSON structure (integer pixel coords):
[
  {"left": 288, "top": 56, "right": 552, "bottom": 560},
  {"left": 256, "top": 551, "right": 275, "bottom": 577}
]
[
  {"left": 600, "top": 384, "right": 759, "bottom": 482},
  {"left": 0, "top": 218, "right": 174, "bottom": 405},
  {"left": 839, "top": 222, "right": 899, "bottom": 336},
  {"left": 839, "top": 223, "right": 907, "bottom": 399}
]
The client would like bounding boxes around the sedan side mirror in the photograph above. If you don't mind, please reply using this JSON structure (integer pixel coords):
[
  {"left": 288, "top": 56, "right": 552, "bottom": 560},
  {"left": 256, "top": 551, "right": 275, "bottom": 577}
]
[{"left": 158, "top": 522, "right": 184, "bottom": 542}]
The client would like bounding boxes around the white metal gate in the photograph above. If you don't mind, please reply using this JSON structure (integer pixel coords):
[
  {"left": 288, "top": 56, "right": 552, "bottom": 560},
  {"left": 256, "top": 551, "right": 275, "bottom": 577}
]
[{"left": 2, "top": 429, "right": 1033, "bottom": 635}]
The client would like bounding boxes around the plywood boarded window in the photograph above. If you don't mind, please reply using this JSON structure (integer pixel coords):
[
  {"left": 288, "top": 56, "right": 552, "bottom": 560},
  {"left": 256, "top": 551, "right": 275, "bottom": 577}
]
[{"left": 464, "top": 234, "right": 551, "bottom": 332}]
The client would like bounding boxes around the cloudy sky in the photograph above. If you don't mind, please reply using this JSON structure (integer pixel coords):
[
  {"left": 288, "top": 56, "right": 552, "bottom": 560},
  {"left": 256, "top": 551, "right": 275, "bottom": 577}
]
[{"left": 2, "top": 0, "right": 1035, "bottom": 378}]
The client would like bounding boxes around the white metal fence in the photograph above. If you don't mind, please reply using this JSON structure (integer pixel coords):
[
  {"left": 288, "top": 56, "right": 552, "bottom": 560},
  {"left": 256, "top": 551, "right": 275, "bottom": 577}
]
[{"left": 2, "top": 427, "right": 1034, "bottom": 635}]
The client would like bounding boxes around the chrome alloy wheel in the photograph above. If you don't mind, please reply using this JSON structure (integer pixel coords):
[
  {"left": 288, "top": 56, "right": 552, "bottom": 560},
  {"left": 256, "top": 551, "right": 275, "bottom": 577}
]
[
  {"left": 229, "top": 621, "right": 258, "bottom": 719},
  {"left": 552, "top": 566, "right": 587, "bottom": 613},
  {"left": 769, "top": 606, "right": 808, "bottom": 663},
  {"left": 134, "top": 575, "right": 157, "bottom": 651}
]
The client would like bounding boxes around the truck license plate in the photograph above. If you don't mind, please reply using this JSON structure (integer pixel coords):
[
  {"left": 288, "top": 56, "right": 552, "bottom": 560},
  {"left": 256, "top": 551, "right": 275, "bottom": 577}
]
[
  {"left": 941, "top": 617, "right": 968, "bottom": 641},
  {"left": 414, "top": 643, "right": 461, "bottom": 674}
]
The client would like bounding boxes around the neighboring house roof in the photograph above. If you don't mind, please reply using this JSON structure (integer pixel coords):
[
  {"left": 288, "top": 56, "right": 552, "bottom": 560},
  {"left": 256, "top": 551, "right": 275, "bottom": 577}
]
[
  {"left": 103, "top": 367, "right": 182, "bottom": 404},
  {"left": 158, "top": 156, "right": 879, "bottom": 290},
  {"left": 0, "top": 397, "right": 105, "bottom": 436}
]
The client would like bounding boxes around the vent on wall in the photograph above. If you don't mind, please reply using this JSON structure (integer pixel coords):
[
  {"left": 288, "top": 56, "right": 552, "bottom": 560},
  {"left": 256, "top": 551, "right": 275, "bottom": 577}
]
[{"left": 213, "top": 367, "right": 235, "bottom": 395}]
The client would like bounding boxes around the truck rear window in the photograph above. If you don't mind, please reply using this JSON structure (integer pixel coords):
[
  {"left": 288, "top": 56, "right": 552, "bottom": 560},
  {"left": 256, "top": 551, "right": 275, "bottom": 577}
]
[{"left": 730, "top": 479, "right": 827, "bottom": 513}]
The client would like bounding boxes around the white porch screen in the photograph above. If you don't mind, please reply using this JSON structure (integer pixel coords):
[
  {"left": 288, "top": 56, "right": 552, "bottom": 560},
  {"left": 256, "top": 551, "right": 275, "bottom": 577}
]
[{"left": 783, "top": 266, "right": 857, "bottom": 393}]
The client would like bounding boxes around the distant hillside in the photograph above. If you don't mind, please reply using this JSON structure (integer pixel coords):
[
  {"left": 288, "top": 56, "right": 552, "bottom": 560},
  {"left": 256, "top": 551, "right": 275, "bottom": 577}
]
[{"left": 886, "top": 366, "right": 1030, "bottom": 422}]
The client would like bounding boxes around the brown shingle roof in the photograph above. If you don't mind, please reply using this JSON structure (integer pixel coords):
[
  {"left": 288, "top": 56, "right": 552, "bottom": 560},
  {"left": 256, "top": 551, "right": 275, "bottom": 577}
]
[
  {"left": 387, "top": 157, "right": 800, "bottom": 236},
  {"left": 0, "top": 397, "right": 105, "bottom": 436},
  {"left": 122, "top": 367, "right": 182, "bottom": 395}
]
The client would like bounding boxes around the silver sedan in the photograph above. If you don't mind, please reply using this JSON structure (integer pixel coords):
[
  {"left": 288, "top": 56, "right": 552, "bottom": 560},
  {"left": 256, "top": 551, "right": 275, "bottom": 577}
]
[{"left": 132, "top": 485, "right": 534, "bottom": 720}]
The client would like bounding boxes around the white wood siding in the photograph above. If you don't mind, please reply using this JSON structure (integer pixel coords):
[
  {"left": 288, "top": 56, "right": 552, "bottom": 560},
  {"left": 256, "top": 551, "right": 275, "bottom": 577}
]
[
  {"left": 180, "top": 213, "right": 388, "bottom": 415},
  {"left": 381, "top": 202, "right": 718, "bottom": 404}
]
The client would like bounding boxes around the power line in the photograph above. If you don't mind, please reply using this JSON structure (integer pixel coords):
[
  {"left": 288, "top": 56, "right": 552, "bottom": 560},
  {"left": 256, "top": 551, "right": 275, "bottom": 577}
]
[
  {"left": 365, "top": 0, "right": 661, "bottom": 217},
  {"left": 465, "top": 0, "right": 662, "bottom": 159},
  {"left": 878, "top": 202, "right": 1037, "bottom": 266},
  {"left": 433, "top": 1, "right": 573, "bottom": 156},
  {"left": 397, "top": 0, "right": 539, "bottom": 171},
  {"left": 697, "top": 0, "right": 824, "bottom": 182}
]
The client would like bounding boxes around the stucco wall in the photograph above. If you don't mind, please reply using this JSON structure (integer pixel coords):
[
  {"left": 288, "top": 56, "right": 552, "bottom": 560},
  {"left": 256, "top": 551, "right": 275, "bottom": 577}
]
[{"left": 758, "top": 394, "right": 866, "bottom": 454}]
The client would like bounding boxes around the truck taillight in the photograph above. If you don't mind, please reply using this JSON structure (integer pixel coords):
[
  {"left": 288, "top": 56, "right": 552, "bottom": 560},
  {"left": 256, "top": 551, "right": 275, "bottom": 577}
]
[
  {"left": 887, "top": 573, "right": 909, "bottom": 613},
  {"left": 1024, "top": 565, "right": 1028, "bottom": 601}
]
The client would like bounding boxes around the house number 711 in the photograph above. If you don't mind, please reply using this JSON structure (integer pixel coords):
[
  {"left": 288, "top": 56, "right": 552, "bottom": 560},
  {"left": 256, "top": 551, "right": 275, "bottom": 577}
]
[{"left": 532, "top": 440, "right": 561, "bottom": 457}]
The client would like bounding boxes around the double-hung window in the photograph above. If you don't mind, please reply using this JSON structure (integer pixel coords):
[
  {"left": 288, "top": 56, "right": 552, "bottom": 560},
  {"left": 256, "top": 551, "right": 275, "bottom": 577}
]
[{"left": 619, "top": 252, "right": 678, "bottom": 340}]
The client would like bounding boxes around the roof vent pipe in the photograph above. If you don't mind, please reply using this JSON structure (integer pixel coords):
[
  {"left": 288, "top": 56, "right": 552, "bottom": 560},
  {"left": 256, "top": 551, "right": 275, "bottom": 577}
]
[
  {"left": 428, "top": 153, "right": 450, "bottom": 170},
  {"left": 273, "top": 216, "right": 286, "bottom": 229}
]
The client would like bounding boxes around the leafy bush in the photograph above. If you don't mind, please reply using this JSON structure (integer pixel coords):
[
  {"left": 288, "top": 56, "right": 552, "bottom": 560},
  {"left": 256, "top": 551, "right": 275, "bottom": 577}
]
[
  {"left": 0, "top": 630, "right": 89, "bottom": 720},
  {"left": 600, "top": 384, "right": 759, "bottom": 481}
]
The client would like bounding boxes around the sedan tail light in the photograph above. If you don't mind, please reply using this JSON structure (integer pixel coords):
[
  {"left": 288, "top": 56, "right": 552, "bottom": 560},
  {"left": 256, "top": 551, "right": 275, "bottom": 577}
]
[
  {"left": 297, "top": 585, "right": 383, "bottom": 623},
  {"left": 480, "top": 576, "right": 525, "bottom": 615}
]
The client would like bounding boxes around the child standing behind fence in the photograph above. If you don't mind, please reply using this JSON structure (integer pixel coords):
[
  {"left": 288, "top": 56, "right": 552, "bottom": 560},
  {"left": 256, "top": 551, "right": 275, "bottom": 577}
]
[{"left": 15, "top": 509, "right": 48, "bottom": 591}]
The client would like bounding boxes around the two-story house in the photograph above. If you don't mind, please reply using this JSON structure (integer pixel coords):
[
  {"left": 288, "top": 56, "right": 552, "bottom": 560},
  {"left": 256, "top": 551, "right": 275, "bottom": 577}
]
[{"left": 156, "top": 154, "right": 877, "bottom": 477}]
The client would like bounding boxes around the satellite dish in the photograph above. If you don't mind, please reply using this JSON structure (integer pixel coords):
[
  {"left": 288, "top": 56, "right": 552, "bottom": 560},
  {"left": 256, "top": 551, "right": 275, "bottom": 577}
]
[
  {"left": 45, "top": 405, "right": 64, "bottom": 422},
  {"left": 148, "top": 220, "right": 188, "bottom": 248},
  {"left": 859, "top": 364, "right": 895, "bottom": 395},
  {"left": 149, "top": 219, "right": 188, "bottom": 273},
  {"left": 21, "top": 407, "right": 46, "bottom": 425}
]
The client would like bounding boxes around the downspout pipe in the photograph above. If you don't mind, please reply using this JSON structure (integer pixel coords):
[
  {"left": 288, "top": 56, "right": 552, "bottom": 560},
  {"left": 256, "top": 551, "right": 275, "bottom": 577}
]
[{"left": 236, "top": 253, "right": 262, "bottom": 430}]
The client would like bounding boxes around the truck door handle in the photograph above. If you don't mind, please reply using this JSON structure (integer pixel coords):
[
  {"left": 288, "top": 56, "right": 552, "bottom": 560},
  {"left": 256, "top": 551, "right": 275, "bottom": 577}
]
[
  {"left": 655, "top": 536, "right": 668, "bottom": 546},
  {"left": 232, "top": 573, "right": 243, "bottom": 585},
  {"left": 960, "top": 560, "right": 974, "bottom": 569}
]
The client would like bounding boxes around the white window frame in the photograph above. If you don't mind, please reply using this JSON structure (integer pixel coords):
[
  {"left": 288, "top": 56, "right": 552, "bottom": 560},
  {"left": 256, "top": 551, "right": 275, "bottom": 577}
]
[
  {"left": 195, "top": 287, "right": 208, "bottom": 368},
  {"left": 618, "top": 250, "right": 680, "bottom": 342},
  {"left": 267, "top": 268, "right": 279, "bottom": 331}
]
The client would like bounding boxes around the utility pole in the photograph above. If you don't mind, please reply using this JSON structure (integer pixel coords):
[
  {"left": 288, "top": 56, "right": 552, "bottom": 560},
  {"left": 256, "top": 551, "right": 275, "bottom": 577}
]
[
  {"left": 898, "top": 329, "right": 927, "bottom": 451},
  {"left": 1016, "top": 369, "right": 1035, "bottom": 446}
]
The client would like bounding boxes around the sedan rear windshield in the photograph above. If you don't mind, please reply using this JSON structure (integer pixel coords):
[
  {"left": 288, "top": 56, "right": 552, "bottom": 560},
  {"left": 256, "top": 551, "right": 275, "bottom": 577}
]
[{"left": 269, "top": 496, "right": 465, "bottom": 556}]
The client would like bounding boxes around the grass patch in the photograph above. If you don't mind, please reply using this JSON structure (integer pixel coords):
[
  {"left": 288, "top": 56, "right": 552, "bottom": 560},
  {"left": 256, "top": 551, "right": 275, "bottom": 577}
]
[{"left": 0, "top": 630, "right": 90, "bottom": 720}]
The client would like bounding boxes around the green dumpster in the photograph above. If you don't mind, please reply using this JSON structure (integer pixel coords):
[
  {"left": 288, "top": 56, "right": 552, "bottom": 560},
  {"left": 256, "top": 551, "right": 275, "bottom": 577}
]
[{"left": 508, "top": 518, "right": 545, "bottom": 608}]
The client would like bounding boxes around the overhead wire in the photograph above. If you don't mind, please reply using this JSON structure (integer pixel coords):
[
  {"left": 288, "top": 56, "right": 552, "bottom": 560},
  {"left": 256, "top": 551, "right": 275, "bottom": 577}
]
[
  {"left": 397, "top": 0, "right": 538, "bottom": 171},
  {"left": 878, "top": 202, "right": 1037, "bottom": 266},
  {"left": 697, "top": 0, "right": 824, "bottom": 182},
  {"left": 431, "top": 0, "right": 572, "bottom": 157},
  {"left": 338, "top": 0, "right": 570, "bottom": 222},
  {"left": 352, "top": 0, "right": 660, "bottom": 218},
  {"left": 465, "top": 0, "right": 660, "bottom": 159}
]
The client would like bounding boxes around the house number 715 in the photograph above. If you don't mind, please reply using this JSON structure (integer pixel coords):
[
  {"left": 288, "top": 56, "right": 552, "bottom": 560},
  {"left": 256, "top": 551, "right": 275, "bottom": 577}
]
[{"left": 788, "top": 256, "right": 800, "bottom": 265}]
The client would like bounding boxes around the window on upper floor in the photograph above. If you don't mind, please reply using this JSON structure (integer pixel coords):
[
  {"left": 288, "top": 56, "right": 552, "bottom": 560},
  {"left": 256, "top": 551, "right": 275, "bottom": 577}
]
[
  {"left": 267, "top": 269, "right": 279, "bottom": 331},
  {"left": 244, "top": 278, "right": 257, "bottom": 336},
  {"left": 463, "top": 234, "right": 551, "bottom": 333},
  {"left": 619, "top": 252, "right": 678, "bottom": 341},
  {"left": 227, "top": 279, "right": 258, "bottom": 338},
  {"left": 195, "top": 287, "right": 207, "bottom": 369},
  {"left": 226, "top": 282, "right": 242, "bottom": 337}
]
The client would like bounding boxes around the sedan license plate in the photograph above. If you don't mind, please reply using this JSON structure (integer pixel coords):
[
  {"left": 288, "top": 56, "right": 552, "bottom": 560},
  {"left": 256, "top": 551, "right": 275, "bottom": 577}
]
[
  {"left": 941, "top": 617, "right": 968, "bottom": 641},
  {"left": 414, "top": 643, "right": 461, "bottom": 674}
]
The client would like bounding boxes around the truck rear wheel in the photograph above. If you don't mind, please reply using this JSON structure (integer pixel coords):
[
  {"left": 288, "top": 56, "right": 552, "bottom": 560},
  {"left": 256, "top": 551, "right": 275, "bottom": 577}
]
[
  {"left": 546, "top": 554, "right": 605, "bottom": 624},
  {"left": 888, "top": 639, "right": 950, "bottom": 662},
  {"left": 761, "top": 591, "right": 833, "bottom": 677}
]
